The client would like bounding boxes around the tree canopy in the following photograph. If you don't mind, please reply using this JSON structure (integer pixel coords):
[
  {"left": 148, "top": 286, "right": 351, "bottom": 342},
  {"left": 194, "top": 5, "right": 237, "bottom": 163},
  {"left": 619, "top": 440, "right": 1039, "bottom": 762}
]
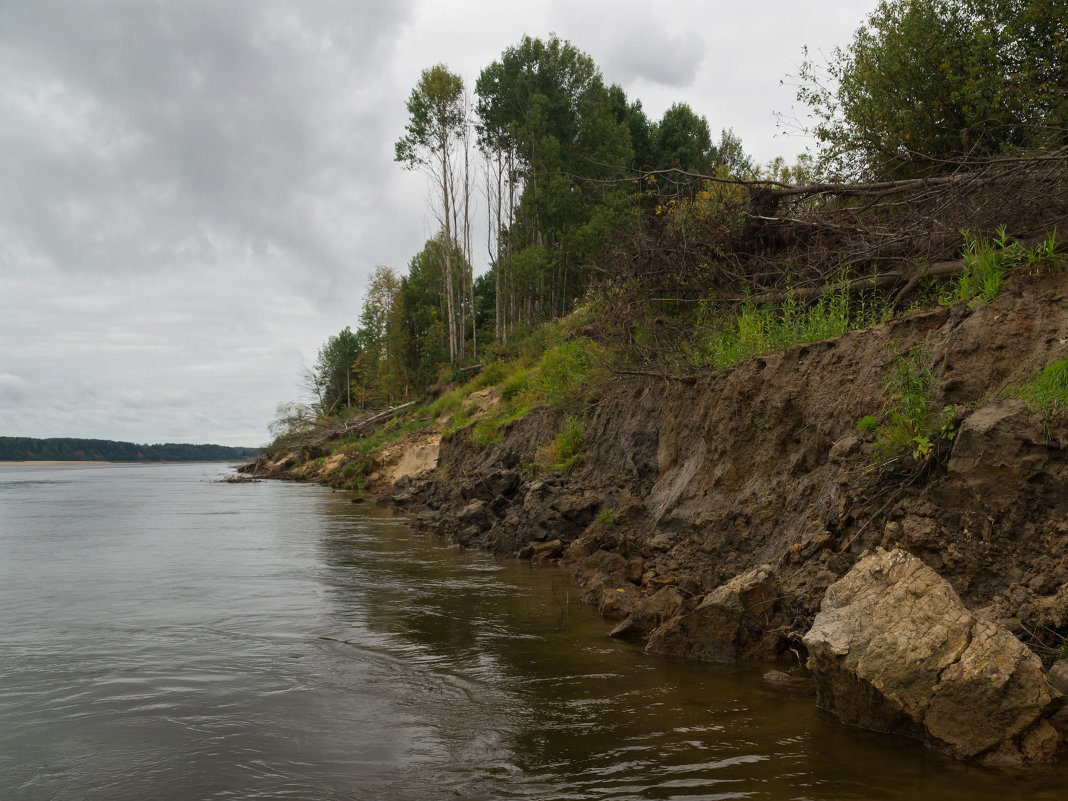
[{"left": 796, "top": 0, "right": 1067, "bottom": 177}]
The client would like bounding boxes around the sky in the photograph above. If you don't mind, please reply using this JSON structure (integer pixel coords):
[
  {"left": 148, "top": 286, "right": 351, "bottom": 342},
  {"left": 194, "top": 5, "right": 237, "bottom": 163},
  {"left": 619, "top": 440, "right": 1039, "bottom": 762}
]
[{"left": 0, "top": 0, "right": 879, "bottom": 447}]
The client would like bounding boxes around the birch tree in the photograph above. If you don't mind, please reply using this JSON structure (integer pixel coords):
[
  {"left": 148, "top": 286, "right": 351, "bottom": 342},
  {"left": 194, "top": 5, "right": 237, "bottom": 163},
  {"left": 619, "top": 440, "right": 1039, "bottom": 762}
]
[{"left": 396, "top": 64, "right": 467, "bottom": 364}]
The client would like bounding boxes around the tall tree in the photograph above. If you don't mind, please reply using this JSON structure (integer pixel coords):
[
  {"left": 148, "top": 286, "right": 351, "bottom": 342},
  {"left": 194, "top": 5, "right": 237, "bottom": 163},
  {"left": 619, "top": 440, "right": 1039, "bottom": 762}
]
[
  {"left": 475, "top": 35, "right": 634, "bottom": 326},
  {"left": 357, "top": 266, "right": 403, "bottom": 402},
  {"left": 396, "top": 64, "right": 468, "bottom": 364},
  {"left": 652, "top": 102, "right": 715, "bottom": 174},
  {"left": 306, "top": 327, "right": 362, "bottom": 414}
]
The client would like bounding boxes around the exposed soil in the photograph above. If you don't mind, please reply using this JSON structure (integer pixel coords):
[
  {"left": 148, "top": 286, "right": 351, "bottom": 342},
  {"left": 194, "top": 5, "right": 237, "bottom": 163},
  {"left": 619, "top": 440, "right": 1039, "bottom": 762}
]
[
  {"left": 381, "top": 269, "right": 1068, "bottom": 670},
  {"left": 246, "top": 268, "right": 1067, "bottom": 682}
]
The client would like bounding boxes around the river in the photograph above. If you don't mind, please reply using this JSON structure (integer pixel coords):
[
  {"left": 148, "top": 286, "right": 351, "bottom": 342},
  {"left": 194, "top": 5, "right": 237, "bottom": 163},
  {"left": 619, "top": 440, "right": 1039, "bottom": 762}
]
[{"left": 0, "top": 462, "right": 1063, "bottom": 800}]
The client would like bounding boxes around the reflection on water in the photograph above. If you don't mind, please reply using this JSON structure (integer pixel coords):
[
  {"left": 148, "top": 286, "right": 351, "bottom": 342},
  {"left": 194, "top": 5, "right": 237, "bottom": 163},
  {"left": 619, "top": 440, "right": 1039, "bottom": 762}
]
[{"left": 0, "top": 462, "right": 1064, "bottom": 800}]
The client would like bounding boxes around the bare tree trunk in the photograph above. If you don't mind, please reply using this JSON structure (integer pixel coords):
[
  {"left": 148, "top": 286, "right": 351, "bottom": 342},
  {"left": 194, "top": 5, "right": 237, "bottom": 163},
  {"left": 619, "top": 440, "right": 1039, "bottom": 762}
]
[
  {"left": 463, "top": 114, "right": 476, "bottom": 359},
  {"left": 440, "top": 145, "right": 458, "bottom": 364}
]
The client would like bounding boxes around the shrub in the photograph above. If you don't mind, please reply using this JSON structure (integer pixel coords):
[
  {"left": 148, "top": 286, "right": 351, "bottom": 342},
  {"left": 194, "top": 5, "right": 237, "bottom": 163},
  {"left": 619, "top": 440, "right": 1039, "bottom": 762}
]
[
  {"left": 499, "top": 368, "right": 530, "bottom": 401},
  {"left": 874, "top": 343, "right": 956, "bottom": 461},
  {"left": 472, "top": 360, "right": 509, "bottom": 389}
]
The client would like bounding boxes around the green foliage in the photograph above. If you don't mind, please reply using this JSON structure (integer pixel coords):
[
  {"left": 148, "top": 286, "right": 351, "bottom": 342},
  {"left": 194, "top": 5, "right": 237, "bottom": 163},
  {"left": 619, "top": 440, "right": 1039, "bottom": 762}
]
[
  {"left": 395, "top": 64, "right": 466, "bottom": 171},
  {"left": 875, "top": 344, "right": 933, "bottom": 456},
  {"left": 531, "top": 338, "right": 606, "bottom": 406},
  {"left": 537, "top": 416, "right": 586, "bottom": 473},
  {"left": 943, "top": 227, "right": 1062, "bottom": 307},
  {"left": 652, "top": 102, "right": 715, "bottom": 175},
  {"left": 795, "top": 0, "right": 1068, "bottom": 177},
  {"left": 424, "top": 389, "right": 463, "bottom": 418},
  {"left": 475, "top": 35, "right": 639, "bottom": 322},
  {"left": 690, "top": 280, "right": 890, "bottom": 369},
  {"left": 945, "top": 226, "right": 1017, "bottom": 306},
  {"left": 874, "top": 343, "right": 957, "bottom": 461},
  {"left": 471, "top": 360, "right": 510, "bottom": 390},
  {"left": 499, "top": 368, "right": 530, "bottom": 401},
  {"left": 306, "top": 327, "right": 363, "bottom": 414},
  {"left": 268, "top": 401, "right": 317, "bottom": 443},
  {"left": 1014, "top": 356, "right": 1068, "bottom": 442},
  {"left": 856, "top": 415, "right": 879, "bottom": 432}
]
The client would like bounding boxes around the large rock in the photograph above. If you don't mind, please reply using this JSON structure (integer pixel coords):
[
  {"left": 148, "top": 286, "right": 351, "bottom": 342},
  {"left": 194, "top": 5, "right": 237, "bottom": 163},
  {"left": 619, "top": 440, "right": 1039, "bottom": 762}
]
[
  {"left": 804, "top": 548, "right": 1064, "bottom": 763},
  {"left": 645, "top": 565, "right": 779, "bottom": 663}
]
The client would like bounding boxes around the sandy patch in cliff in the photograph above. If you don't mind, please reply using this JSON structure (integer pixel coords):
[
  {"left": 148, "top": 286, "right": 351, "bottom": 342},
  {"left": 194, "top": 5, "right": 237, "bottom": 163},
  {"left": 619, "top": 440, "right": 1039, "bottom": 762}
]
[{"left": 365, "top": 428, "right": 442, "bottom": 489}]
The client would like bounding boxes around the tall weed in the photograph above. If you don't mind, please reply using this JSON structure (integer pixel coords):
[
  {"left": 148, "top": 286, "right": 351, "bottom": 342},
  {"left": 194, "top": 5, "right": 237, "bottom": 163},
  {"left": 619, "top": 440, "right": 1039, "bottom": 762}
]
[{"left": 692, "top": 279, "right": 889, "bottom": 370}]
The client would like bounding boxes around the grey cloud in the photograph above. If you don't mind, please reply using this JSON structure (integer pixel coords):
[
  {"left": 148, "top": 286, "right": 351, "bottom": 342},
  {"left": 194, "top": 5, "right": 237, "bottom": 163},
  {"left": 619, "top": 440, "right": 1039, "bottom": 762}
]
[
  {"left": 0, "top": 374, "right": 29, "bottom": 404},
  {"left": 594, "top": 26, "right": 704, "bottom": 87},
  {"left": 1, "top": 0, "right": 416, "bottom": 296},
  {"left": 548, "top": 1, "right": 705, "bottom": 88}
]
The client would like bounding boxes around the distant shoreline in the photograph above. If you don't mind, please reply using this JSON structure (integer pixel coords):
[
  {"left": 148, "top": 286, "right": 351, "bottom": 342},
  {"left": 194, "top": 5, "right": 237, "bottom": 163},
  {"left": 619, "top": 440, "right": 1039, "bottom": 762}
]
[
  {"left": 0, "top": 460, "right": 245, "bottom": 466},
  {"left": 0, "top": 460, "right": 91, "bottom": 465}
]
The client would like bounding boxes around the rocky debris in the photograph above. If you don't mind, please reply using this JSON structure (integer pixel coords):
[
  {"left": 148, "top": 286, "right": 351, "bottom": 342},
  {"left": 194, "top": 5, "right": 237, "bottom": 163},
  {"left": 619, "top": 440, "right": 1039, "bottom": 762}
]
[
  {"left": 804, "top": 548, "right": 1064, "bottom": 763},
  {"left": 947, "top": 399, "right": 1051, "bottom": 504},
  {"left": 1051, "top": 660, "right": 1068, "bottom": 696},
  {"left": 763, "top": 670, "right": 817, "bottom": 694},
  {"left": 598, "top": 582, "right": 642, "bottom": 620},
  {"left": 645, "top": 565, "right": 782, "bottom": 663},
  {"left": 530, "top": 538, "right": 565, "bottom": 565},
  {"left": 609, "top": 586, "right": 687, "bottom": 639}
]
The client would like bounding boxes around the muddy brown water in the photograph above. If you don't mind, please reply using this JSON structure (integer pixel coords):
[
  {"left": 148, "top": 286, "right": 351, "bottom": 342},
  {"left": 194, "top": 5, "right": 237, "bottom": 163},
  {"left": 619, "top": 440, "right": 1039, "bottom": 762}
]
[{"left": 1, "top": 462, "right": 1063, "bottom": 800}]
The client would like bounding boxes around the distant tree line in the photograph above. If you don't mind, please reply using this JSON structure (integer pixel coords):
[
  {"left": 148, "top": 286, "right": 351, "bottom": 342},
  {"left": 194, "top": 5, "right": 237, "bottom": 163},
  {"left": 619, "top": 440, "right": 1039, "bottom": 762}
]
[
  {"left": 283, "top": 0, "right": 1064, "bottom": 431},
  {"left": 0, "top": 437, "right": 260, "bottom": 462}
]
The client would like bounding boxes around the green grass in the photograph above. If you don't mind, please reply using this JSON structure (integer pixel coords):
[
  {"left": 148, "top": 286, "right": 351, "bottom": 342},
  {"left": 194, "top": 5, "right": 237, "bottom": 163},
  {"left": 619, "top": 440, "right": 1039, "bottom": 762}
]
[
  {"left": 856, "top": 415, "right": 878, "bottom": 432},
  {"left": 1017, "top": 357, "right": 1068, "bottom": 412},
  {"left": 537, "top": 416, "right": 586, "bottom": 473},
  {"left": 443, "top": 408, "right": 472, "bottom": 436},
  {"left": 499, "top": 367, "right": 530, "bottom": 401},
  {"left": 531, "top": 338, "right": 606, "bottom": 406},
  {"left": 874, "top": 343, "right": 933, "bottom": 457},
  {"left": 425, "top": 388, "right": 463, "bottom": 418},
  {"left": 944, "top": 227, "right": 1061, "bottom": 307},
  {"left": 945, "top": 227, "right": 1016, "bottom": 306},
  {"left": 684, "top": 229, "right": 1061, "bottom": 375},
  {"left": 1014, "top": 356, "right": 1068, "bottom": 442},
  {"left": 596, "top": 507, "right": 617, "bottom": 526}
]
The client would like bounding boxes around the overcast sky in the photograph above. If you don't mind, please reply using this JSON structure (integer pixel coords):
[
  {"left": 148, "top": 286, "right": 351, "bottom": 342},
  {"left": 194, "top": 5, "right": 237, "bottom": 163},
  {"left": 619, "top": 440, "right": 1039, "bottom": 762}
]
[{"left": 0, "top": 0, "right": 879, "bottom": 447}]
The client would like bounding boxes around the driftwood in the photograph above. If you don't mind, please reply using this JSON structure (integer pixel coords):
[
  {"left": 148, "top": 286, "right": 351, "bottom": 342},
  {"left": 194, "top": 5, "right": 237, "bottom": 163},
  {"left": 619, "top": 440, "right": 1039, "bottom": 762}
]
[{"left": 322, "top": 402, "right": 416, "bottom": 443}]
